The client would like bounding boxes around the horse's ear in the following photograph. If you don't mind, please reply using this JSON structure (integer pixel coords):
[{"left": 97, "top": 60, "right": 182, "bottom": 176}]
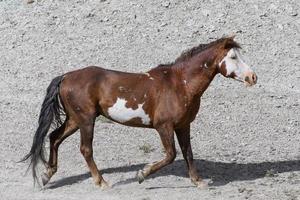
[
  {"left": 227, "top": 34, "right": 236, "bottom": 40},
  {"left": 223, "top": 35, "right": 240, "bottom": 49}
]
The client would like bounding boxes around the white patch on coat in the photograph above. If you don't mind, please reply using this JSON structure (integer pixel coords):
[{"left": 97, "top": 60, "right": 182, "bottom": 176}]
[
  {"left": 183, "top": 80, "right": 187, "bottom": 85},
  {"left": 144, "top": 72, "right": 154, "bottom": 80},
  {"left": 108, "top": 98, "right": 150, "bottom": 125},
  {"left": 218, "top": 48, "right": 252, "bottom": 80}
]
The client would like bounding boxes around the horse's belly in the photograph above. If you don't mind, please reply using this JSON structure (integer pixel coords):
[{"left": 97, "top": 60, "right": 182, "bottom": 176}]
[{"left": 107, "top": 98, "right": 151, "bottom": 126}]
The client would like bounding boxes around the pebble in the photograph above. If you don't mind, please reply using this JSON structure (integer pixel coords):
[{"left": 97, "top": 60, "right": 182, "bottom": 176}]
[
  {"left": 238, "top": 187, "right": 246, "bottom": 193},
  {"left": 162, "top": 1, "right": 170, "bottom": 8},
  {"left": 160, "top": 22, "right": 168, "bottom": 27},
  {"left": 277, "top": 24, "right": 283, "bottom": 30},
  {"left": 101, "top": 17, "right": 109, "bottom": 22},
  {"left": 290, "top": 12, "right": 298, "bottom": 17},
  {"left": 86, "top": 13, "right": 95, "bottom": 18}
]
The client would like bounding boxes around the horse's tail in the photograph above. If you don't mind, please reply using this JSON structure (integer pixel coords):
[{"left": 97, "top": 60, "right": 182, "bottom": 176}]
[{"left": 19, "top": 75, "right": 65, "bottom": 184}]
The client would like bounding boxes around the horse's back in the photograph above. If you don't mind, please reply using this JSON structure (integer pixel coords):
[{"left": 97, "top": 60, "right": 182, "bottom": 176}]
[{"left": 59, "top": 66, "right": 154, "bottom": 120}]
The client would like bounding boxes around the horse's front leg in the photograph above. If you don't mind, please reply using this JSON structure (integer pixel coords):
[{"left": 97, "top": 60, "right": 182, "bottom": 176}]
[
  {"left": 175, "top": 124, "right": 207, "bottom": 188},
  {"left": 137, "top": 123, "right": 176, "bottom": 183}
]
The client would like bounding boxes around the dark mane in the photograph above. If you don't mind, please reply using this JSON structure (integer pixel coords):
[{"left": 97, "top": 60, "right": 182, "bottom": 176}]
[
  {"left": 155, "top": 37, "right": 241, "bottom": 69},
  {"left": 175, "top": 37, "right": 241, "bottom": 63}
]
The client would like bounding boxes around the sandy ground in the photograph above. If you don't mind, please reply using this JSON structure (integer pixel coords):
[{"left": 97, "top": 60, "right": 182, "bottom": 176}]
[{"left": 0, "top": 0, "right": 299, "bottom": 199}]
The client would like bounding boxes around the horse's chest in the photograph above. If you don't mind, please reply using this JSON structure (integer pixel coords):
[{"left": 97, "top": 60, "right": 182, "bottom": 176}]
[
  {"left": 178, "top": 97, "right": 201, "bottom": 124},
  {"left": 107, "top": 98, "right": 151, "bottom": 125}
]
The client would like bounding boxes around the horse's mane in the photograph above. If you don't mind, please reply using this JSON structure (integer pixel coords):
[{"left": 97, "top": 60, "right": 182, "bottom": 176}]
[{"left": 157, "top": 37, "right": 241, "bottom": 68}]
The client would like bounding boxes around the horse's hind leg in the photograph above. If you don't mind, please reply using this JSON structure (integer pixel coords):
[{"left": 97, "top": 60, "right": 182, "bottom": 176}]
[
  {"left": 42, "top": 118, "right": 78, "bottom": 185},
  {"left": 175, "top": 125, "right": 207, "bottom": 189},
  {"left": 79, "top": 123, "right": 109, "bottom": 189},
  {"left": 137, "top": 123, "right": 176, "bottom": 183}
]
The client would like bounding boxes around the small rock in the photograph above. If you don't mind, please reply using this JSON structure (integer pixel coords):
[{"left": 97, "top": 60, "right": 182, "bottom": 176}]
[
  {"left": 259, "top": 13, "right": 268, "bottom": 18},
  {"left": 291, "top": 12, "right": 298, "bottom": 17},
  {"left": 277, "top": 24, "right": 283, "bottom": 30},
  {"left": 86, "top": 13, "right": 95, "bottom": 18},
  {"left": 238, "top": 187, "right": 246, "bottom": 193},
  {"left": 27, "top": 0, "right": 34, "bottom": 4},
  {"left": 160, "top": 22, "right": 168, "bottom": 27},
  {"left": 100, "top": 17, "right": 109, "bottom": 22},
  {"left": 162, "top": 1, "right": 170, "bottom": 8},
  {"left": 289, "top": 83, "right": 294, "bottom": 88},
  {"left": 112, "top": 10, "right": 120, "bottom": 15}
]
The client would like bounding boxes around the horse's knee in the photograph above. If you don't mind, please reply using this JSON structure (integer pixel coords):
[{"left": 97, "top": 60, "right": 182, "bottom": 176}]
[{"left": 80, "top": 145, "right": 92, "bottom": 158}]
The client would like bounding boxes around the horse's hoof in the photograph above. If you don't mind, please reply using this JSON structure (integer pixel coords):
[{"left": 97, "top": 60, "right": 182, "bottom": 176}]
[
  {"left": 41, "top": 173, "right": 50, "bottom": 186},
  {"left": 137, "top": 170, "right": 145, "bottom": 184},
  {"left": 100, "top": 181, "right": 111, "bottom": 190},
  {"left": 195, "top": 181, "right": 208, "bottom": 189}
]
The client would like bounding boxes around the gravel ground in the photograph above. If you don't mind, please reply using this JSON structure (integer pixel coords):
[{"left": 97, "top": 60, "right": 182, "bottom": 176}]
[{"left": 0, "top": 0, "right": 299, "bottom": 199}]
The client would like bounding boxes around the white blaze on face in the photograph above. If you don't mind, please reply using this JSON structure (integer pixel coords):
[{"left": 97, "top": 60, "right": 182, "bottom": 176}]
[
  {"left": 219, "top": 48, "right": 253, "bottom": 81},
  {"left": 107, "top": 98, "right": 150, "bottom": 125}
]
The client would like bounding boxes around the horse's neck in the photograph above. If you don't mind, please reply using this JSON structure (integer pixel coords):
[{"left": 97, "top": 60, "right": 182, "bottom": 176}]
[{"left": 182, "top": 56, "right": 218, "bottom": 98}]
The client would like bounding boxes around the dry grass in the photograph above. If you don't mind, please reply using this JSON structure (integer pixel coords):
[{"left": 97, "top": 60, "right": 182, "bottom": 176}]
[{"left": 139, "top": 143, "right": 154, "bottom": 154}]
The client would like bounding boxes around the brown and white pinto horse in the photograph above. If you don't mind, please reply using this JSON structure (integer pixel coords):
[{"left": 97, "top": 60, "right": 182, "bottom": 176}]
[{"left": 21, "top": 36, "right": 257, "bottom": 189}]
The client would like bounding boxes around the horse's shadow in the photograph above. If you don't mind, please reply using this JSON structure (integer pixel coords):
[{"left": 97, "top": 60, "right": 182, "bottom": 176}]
[{"left": 46, "top": 159, "right": 300, "bottom": 189}]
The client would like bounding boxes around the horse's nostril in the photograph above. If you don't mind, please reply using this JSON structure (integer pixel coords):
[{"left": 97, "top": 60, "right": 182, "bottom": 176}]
[{"left": 252, "top": 74, "right": 257, "bottom": 83}]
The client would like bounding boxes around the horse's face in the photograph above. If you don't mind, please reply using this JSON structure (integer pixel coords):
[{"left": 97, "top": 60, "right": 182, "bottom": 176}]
[{"left": 218, "top": 48, "right": 257, "bottom": 86}]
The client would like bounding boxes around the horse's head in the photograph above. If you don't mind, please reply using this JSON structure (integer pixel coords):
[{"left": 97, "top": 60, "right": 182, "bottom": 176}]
[{"left": 217, "top": 36, "right": 257, "bottom": 86}]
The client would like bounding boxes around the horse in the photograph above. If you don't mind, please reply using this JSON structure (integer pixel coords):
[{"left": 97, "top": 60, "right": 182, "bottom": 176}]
[{"left": 21, "top": 36, "right": 257, "bottom": 189}]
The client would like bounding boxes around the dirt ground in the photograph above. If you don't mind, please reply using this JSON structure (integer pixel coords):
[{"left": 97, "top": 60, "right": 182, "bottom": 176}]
[{"left": 0, "top": 0, "right": 299, "bottom": 199}]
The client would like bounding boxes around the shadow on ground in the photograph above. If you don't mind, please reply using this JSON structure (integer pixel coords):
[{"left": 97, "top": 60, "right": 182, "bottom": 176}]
[{"left": 46, "top": 159, "right": 300, "bottom": 189}]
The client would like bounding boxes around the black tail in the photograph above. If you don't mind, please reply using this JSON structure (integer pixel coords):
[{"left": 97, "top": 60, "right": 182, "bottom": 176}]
[{"left": 20, "top": 75, "right": 64, "bottom": 184}]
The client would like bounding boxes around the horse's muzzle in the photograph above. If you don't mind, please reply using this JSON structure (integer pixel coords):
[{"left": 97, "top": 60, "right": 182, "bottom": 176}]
[{"left": 244, "top": 72, "right": 257, "bottom": 86}]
